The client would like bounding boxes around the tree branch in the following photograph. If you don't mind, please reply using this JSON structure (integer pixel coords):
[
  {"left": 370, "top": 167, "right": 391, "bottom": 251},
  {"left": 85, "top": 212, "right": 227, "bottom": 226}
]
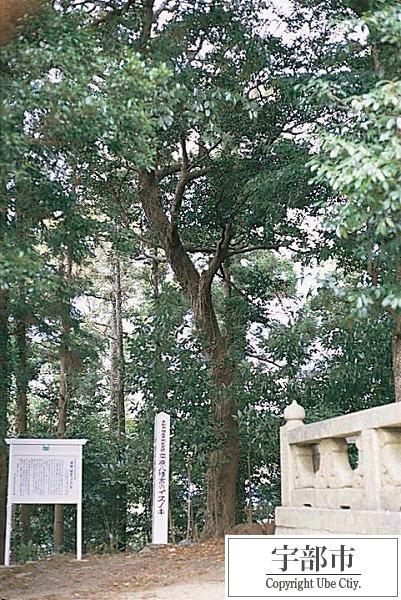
[
  {"left": 217, "top": 271, "right": 263, "bottom": 313},
  {"left": 156, "top": 162, "right": 183, "bottom": 181},
  {"left": 184, "top": 241, "right": 281, "bottom": 257},
  {"left": 180, "top": 136, "right": 190, "bottom": 170},
  {"left": 137, "top": 0, "right": 155, "bottom": 50},
  {"left": 185, "top": 245, "right": 219, "bottom": 254},
  {"left": 246, "top": 351, "right": 281, "bottom": 367},
  {"left": 172, "top": 166, "right": 211, "bottom": 222},
  {"left": 203, "top": 224, "right": 233, "bottom": 286},
  {"left": 190, "top": 137, "right": 222, "bottom": 169},
  {"left": 82, "top": 291, "right": 110, "bottom": 302},
  {"left": 138, "top": 169, "right": 200, "bottom": 302},
  {"left": 135, "top": 252, "right": 167, "bottom": 263},
  {"left": 227, "top": 243, "right": 281, "bottom": 258},
  {"left": 171, "top": 137, "right": 190, "bottom": 221}
]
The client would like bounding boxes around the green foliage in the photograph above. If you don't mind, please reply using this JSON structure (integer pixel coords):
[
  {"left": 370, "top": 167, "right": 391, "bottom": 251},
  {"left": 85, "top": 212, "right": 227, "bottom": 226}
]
[
  {"left": 269, "top": 284, "right": 395, "bottom": 421},
  {"left": 2, "top": 0, "right": 400, "bottom": 562},
  {"left": 309, "top": 0, "right": 401, "bottom": 314}
]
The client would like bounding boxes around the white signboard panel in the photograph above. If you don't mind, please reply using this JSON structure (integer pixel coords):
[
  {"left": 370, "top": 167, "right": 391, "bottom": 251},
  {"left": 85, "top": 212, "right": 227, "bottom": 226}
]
[
  {"left": 4, "top": 439, "right": 87, "bottom": 566},
  {"left": 9, "top": 444, "right": 82, "bottom": 504},
  {"left": 151, "top": 412, "right": 170, "bottom": 545}
]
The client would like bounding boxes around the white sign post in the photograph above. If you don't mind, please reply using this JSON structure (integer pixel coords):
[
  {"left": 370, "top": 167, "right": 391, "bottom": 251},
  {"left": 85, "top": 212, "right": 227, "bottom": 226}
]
[
  {"left": 4, "top": 438, "right": 87, "bottom": 566},
  {"left": 151, "top": 412, "right": 170, "bottom": 545}
]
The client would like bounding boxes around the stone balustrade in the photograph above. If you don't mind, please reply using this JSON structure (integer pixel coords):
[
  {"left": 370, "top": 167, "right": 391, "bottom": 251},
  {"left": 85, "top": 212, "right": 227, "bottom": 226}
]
[{"left": 275, "top": 400, "right": 401, "bottom": 534}]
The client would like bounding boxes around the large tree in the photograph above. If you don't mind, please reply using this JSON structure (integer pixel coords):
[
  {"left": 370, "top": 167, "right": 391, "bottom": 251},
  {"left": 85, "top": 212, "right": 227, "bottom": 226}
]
[{"left": 78, "top": 0, "right": 328, "bottom": 535}]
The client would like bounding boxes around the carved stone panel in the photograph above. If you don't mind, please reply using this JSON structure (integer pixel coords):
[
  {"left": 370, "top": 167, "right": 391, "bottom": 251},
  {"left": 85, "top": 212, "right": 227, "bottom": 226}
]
[
  {"left": 314, "top": 438, "right": 353, "bottom": 489},
  {"left": 380, "top": 429, "right": 401, "bottom": 487},
  {"left": 293, "top": 445, "right": 315, "bottom": 489}
]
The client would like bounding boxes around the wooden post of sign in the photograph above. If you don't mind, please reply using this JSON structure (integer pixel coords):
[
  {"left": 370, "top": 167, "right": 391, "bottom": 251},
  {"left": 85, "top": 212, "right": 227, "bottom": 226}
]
[
  {"left": 4, "top": 441, "right": 14, "bottom": 567},
  {"left": 151, "top": 412, "right": 170, "bottom": 545},
  {"left": 77, "top": 443, "right": 83, "bottom": 560},
  {"left": 4, "top": 503, "right": 12, "bottom": 567}
]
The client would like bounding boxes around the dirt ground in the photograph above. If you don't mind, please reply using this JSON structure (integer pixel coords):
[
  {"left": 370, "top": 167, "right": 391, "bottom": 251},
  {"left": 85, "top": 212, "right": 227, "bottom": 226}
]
[{"left": 0, "top": 540, "right": 225, "bottom": 600}]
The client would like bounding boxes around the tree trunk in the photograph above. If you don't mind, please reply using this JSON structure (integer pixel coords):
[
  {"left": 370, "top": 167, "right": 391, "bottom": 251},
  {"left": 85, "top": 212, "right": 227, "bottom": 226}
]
[
  {"left": 392, "top": 261, "right": 401, "bottom": 402},
  {"left": 185, "top": 461, "right": 193, "bottom": 541},
  {"left": 202, "top": 267, "right": 239, "bottom": 537},
  {"left": 15, "top": 316, "right": 32, "bottom": 543},
  {"left": 388, "top": 259, "right": 401, "bottom": 402},
  {"left": 168, "top": 507, "right": 176, "bottom": 545},
  {"left": 53, "top": 330, "right": 69, "bottom": 551},
  {"left": 53, "top": 252, "right": 72, "bottom": 553},
  {"left": 110, "top": 256, "right": 126, "bottom": 436},
  {"left": 0, "top": 286, "right": 10, "bottom": 562},
  {"left": 393, "top": 331, "right": 401, "bottom": 402},
  {"left": 16, "top": 317, "right": 28, "bottom": 434},
  {"left": 138, "top": 170, "right": 239, "bottom": 536},
  {"left": 204, "top": 261, "right": 246, "bottom": 535},
  {"left": 203, "top": 351, "right": 239, "bottom": 536},
  {"left": 109, "top": 255, "right": 127, "bottom": 550},
  {"left": 246, "top": 452, "right": 253, "bottom": 524}
]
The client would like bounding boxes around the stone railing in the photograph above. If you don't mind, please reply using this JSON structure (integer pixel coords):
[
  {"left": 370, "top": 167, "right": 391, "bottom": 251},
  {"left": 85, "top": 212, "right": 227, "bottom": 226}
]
[{"left": 275, "top": 400, "right": 401, "bottom": 534}]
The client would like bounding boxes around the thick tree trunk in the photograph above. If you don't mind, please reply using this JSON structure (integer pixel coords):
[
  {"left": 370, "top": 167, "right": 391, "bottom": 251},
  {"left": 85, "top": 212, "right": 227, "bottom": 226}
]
[
  {"left": 0, "top": 286, "right": 10, "bottom": 563},
  {"left": 203, "top": 378, "right": 239, "bottom": 536},
  {"left": 187, "top": 273, "right": 240, "bottom": 536},
  {"left": 109, "top": 255, "right": 127, "bottom": 550},
  {"left": 202, "top": 264, "right": 239, "bottom": 536},
  {"left": 53, "top": 253, "right": 72, "bottom": 553},
  {"left": 138, "top": 170, "right": 240, "bottom": 536}
]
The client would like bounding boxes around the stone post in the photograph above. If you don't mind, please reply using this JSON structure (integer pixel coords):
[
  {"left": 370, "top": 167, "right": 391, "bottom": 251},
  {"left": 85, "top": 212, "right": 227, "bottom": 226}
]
[
  {"left": 360, "top": 428, "right": 382, "bottom": 510},
  {"left": 280, "top": 400, "right": 305, "bottom": 507}
]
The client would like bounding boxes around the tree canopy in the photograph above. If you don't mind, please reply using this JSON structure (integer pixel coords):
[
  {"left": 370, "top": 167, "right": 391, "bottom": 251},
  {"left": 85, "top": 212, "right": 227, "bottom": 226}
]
[{"left": 0, "top": 0, "right": 400, "bottom": 560}]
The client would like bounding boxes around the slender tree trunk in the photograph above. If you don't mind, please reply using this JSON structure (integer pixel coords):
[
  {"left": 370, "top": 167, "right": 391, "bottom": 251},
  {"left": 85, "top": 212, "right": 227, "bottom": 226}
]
[
  {"left": 393, "top": 331, "right": 401, "bottom": 402},
  {"left": 109, "top": 255, "right": 127, "bottom": 549},
  {"left": 16, "top": 317, "right": 28, "bottom": 434},
  {"left": 0, "top": 286, "right": 10, "bottom": 562},
  {"left": 392, "top": 262, "right": 401, "bottom": 402},
  {"left": 53, "top": 329, "right": 69, "bottom": 551},
  {"left": 185, "top": 460, "right": 193, "bottom": 541},
  {"left": 246, "top": 452, "right": 253, "bottom": 524},
  {"left": 15, "top": 316, "right": 32, "bottom": 543},
  {"left": 54, "top": 252, "right": 72, "bottom": 553},
  {"left": 110, "top": 257, "right": 125, "bottom": 435},
  {"left": 168, "top": 507, "right": 176, "bottom": 545}
]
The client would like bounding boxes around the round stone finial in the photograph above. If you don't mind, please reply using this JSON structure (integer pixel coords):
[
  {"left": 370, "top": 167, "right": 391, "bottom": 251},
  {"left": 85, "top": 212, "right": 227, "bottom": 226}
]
[{"left": 284, "top": 400, "right": 305, "bottom": 423}]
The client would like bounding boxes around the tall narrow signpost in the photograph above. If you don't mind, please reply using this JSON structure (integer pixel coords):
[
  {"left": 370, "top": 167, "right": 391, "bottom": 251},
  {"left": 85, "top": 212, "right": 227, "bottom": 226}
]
[
  {"left": 4, "top": 439, "right": 87, "bottom": 566},
  {"left": 151, "top": 412, "right": 170, "bottom": 545}
]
